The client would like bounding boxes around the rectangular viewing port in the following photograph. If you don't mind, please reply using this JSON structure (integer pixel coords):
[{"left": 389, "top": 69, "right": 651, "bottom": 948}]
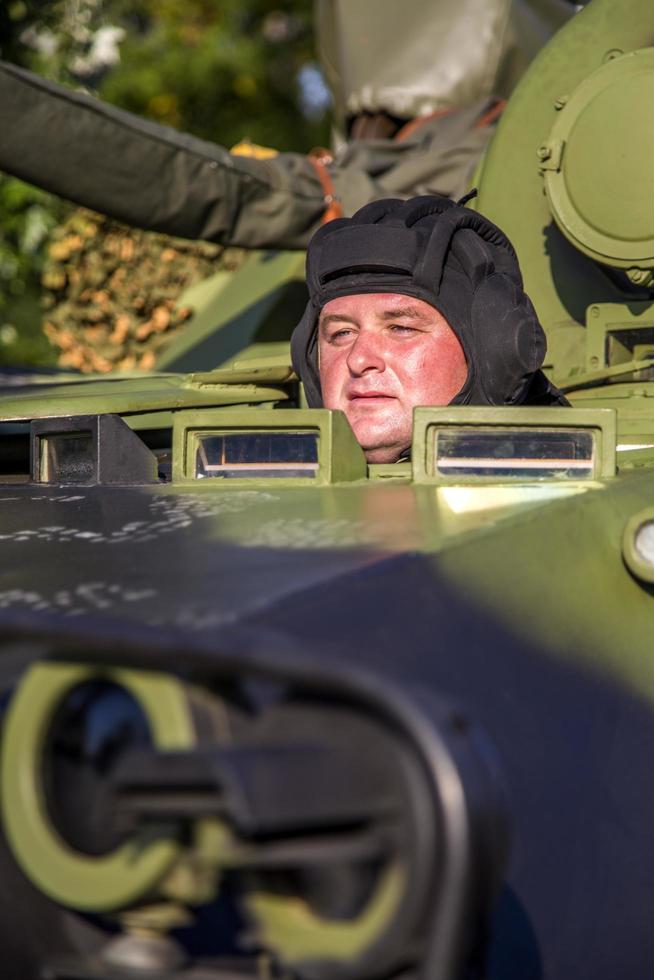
[
  {"left": 433, "top": 428, "right": 595, "bottom": 480},
  {"left": 172, "top": 409, "right": 367, "bottom": 484},
  {"left": 39, "top": 431, "right": 95, "bottom": 484},
  {"left": 412, "top": 407, "right": 617, "bottom": 484},
  {"left": 31, "top": 415, "right": 158, "bottom": 486},
  {"left": 195, "top": 431, "right": 319, "bottom": 479}
]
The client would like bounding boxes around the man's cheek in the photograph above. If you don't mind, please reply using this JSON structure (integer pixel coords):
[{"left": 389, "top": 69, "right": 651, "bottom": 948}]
[
  {"left": 318, "top": 357, "right": 336, "bottom": 407},
  {"left": 320, "top": 376, "right": 341, "bottom": 410},
  {"left": 347, "top": 400, "right": 409, "bottom": 441},
  {"left": 319, "top": 359, "right": 349, "bottom": 410}
]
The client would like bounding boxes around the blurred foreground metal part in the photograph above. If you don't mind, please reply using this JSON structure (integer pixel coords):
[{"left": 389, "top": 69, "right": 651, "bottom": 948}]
[{"left": 0, "top": 634, "right": 508, "bottom": 980}]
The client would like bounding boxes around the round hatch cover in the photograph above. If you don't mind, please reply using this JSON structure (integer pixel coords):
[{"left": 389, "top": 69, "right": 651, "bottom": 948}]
[{"left": 543, "top": 48, "right": 654, "bottom": 270}]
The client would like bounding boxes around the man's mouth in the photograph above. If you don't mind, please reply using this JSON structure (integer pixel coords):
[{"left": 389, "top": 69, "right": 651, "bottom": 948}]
[{"left": 347, "top": 391, "right": 395, "bottom": 401}]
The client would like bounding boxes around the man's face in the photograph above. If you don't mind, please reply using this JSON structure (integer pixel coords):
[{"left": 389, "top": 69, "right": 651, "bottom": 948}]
[{"left": 318, "top": 293, "right": 467, "bottom": 463}]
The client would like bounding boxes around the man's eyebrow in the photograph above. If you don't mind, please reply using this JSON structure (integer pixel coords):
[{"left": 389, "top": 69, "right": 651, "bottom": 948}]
[
  {"left": 319, "top": 313, "right": 358, "bottom": 328},
  {"left": 380, "top": 305, "right": 429, "bottom": 320}
]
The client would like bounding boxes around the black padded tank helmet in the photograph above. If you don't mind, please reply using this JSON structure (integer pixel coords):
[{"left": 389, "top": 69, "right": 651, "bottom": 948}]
[{"left": 291, "top": 195, "right": 566, "bottom": 408}]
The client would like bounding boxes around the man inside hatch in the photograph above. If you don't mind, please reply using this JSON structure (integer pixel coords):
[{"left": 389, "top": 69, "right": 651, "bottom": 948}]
[{"left": 291, "top": 196, "right": 567, "bottom": 463}]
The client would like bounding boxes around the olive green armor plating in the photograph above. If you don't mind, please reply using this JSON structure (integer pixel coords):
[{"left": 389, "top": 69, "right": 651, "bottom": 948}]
[{"left": 476, "top": 0, "right": 654, "bottom": 388}]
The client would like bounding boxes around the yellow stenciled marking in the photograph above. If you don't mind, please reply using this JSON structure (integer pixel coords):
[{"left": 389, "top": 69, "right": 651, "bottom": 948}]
[
  {"left": 246, "top": 863, "right": 406, "bottom": 963},
  {"left": 1, "top": 662, "right": 195, "bottom": 911}
]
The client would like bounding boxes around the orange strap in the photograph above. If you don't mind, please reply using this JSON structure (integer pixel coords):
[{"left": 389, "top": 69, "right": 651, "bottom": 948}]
[
  {"left": 394, "top": 98, "right": 507, "bottom": 143},
  {"left": 308, "top": 147, "right": 343, "bottom": 223},
  {"left": 394, "top": 107, "right": 455, "bottom": 143},
  {"left": 475, "top": 98, "right": 507, "bottom": 129},
  {"left": 306, "top": 98, "right": 506, "bottom": 223}
]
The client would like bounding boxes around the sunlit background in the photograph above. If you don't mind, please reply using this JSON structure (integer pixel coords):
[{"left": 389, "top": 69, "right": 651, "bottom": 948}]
[{"left": 0, "top": 0, "right": 330, "bottom": 367}]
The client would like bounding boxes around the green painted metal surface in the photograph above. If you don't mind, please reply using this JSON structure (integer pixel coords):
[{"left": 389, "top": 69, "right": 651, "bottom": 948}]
[
  {"left": 0, "top": 371, "right": 291, "bottom": 422},
  {"left": 476, "top": 0, "right": 654, "bottom": 380},
  {"left": 158, "top": 250, "right": 307, "bottom": 373}
]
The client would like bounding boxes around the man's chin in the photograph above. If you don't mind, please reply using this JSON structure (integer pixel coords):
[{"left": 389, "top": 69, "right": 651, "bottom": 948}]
[
  {"left": 363, "top": 445, "right": 407, "bottom": 464},
  {"left": 351, "top": 425, "right": 410, "bottom": 464},
  {"left": 342, "top": 408, "right": 411, "bottom": 464}
]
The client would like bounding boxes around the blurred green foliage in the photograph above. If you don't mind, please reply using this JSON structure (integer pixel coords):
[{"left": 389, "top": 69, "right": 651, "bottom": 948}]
[
  {"left": 0, "top": 0, "right": 329, "bottom": 366},
  {"left": 0, "top": 177, "right": 63, "bottom": 366},
  {"left": 99, "top": 0, "right": 328, "bottom": 151}
]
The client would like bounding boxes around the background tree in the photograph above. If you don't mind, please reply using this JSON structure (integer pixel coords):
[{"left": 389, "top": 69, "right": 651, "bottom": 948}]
[{"left": 0, "top": 0, "right": 329, "bottom": 368}]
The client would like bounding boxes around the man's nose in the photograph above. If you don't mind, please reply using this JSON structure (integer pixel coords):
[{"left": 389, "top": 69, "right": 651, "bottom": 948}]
[{"left": 346, "top": 331, "right": 385, "bottom": 375}]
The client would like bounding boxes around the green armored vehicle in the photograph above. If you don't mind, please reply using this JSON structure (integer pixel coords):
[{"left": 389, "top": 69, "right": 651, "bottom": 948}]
[{"left": 2, "top": 1, "right": 654, "bottom": 978}]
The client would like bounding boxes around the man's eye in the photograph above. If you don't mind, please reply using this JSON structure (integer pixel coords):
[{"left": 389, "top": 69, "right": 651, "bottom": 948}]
[
  {"left": 389, "top": 323, "right": 419, "bottom": 335},
  {"left": 328, "top": 327, "right": 355, "bottom": 343}
]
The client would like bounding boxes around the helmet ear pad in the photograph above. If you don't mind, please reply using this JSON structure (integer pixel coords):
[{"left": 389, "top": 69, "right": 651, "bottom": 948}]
[
  {"left": 470, "top": 274, "right": 546, "bottom": 404},
  {"left": 443, "top": 228, "right": 546, "bottom": 405}
]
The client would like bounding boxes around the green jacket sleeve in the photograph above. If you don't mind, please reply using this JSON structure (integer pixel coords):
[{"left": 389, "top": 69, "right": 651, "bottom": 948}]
[
  {"left": 0, "top": 60, "right": 495, "bottom": 249},
  {"left": 0, "top": 60, "right": 327, "bottom": 249}
]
